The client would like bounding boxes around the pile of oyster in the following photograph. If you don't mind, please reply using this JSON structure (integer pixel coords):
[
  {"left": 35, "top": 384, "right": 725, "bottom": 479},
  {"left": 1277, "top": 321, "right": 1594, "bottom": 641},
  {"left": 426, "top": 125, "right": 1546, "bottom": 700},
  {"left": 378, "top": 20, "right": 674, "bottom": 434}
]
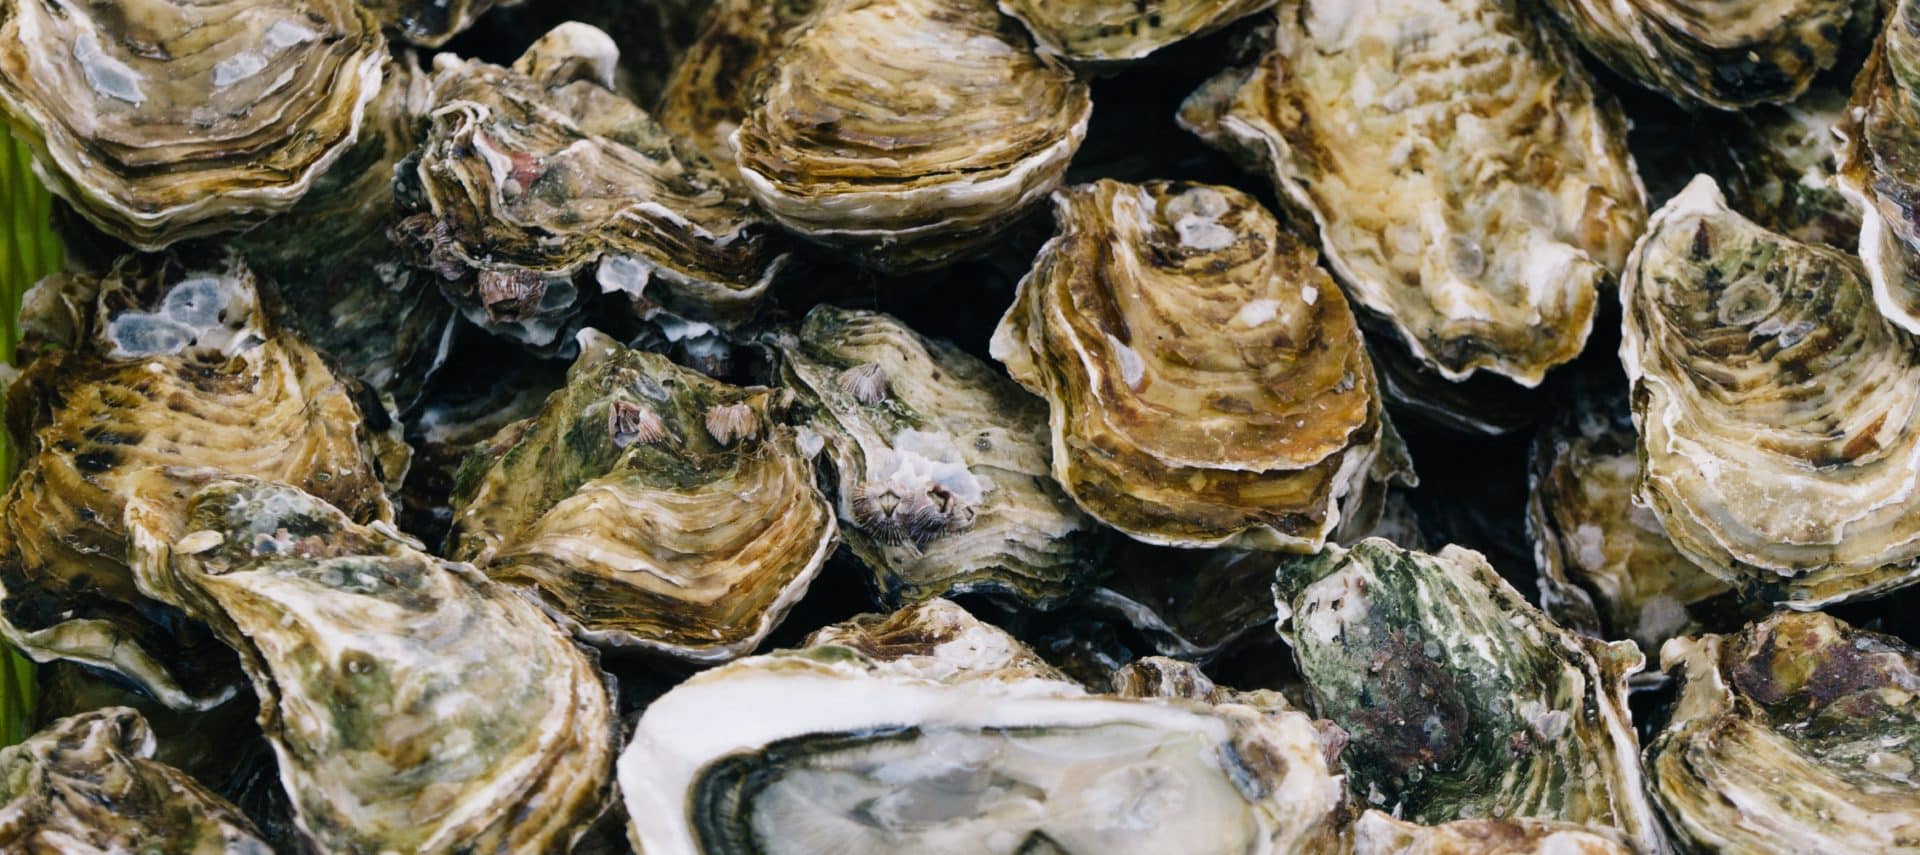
[{"left": 3, "top": 0, "right": 1920, "bottom": 851}]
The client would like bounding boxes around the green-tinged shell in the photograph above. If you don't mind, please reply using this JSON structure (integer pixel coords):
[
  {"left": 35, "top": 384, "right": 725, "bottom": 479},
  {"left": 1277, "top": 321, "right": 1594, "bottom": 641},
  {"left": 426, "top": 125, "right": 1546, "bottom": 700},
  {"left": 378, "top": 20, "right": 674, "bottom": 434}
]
[
  {"left": 447, "top": 329, "right": 837, "bottom": 661},
  {"left": 1622, "top": 174, "right": 1920, "bottom": 607},
  {"left": 0, "top": 707, "right": 271, "bottom": 853},
  {"left": 1711, "top": 89, "right": 1862, "bottom": 251},
  {"left": 733, "top": 0, "right": 1092, "bottom": 272},
  {"left": 0, "top": 0, "right": 385, "bottom": 250},
  {"left": 1180, "top": 0, "right": 1645, "bottom": 386},
  {"left": 1351, "top": 810, "right": 1631, "bottom": 855},
  {"left": 992, "top": 179, "right": 1411, "bottom": 549},
  {"left": 996, "top": 0, "right": 1274, "bottom": 64},
  {"left": 1648, "top": 611, "right": 1920, "bottom": 853},
  {"left": 1839, "top": 0, "right": 1920, "bottom": 335},
  {"left": 0, "top": 250, "right": 399, "bottom": 710},
  {"left": 122, "top": 477, "right": 616, "bottom": 854},
  {"left": 1272, "top": 539, "right": 1665, "bottom": 851},
  {"left": 771, "top": 305, "right": 1100, "bottom": 605}
]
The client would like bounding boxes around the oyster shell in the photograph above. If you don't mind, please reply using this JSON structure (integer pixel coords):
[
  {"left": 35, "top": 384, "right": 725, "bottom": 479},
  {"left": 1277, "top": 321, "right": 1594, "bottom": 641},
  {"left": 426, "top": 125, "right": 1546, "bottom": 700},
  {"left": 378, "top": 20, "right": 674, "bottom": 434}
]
[
  {"left": 771, "top": 305, "right": 1100, "bottom": 605},
  {"left": 1351, "top": 811, "right": 1631, "bottom": 855},
  {"left": 619, "top": 599, "right": 1346, "bottom": 854},
  {"left": 123, "top": 477, "right": 616, "bottom": 854},
  {"left": 1622, "top": 174, "right": 1920, "bottom": 606},
  {"left": 1839, "top": 1, "right": 1920, "bottom": 334},
  {"left": 447, "top": 329, "right": 837, "bottom": 661},
  {"left": 1647, "top": 611, "right": 1920, "bottom": 852},
  {"left": 1110, "top": 655, "right": 1295, "bottom": 714},
  {"left": 1180, "top": 0, "right": 1645, "bottom": 386},
  {"left": 992, "top": 179, "right": 1411, "bottom": 550},
  {"left": 360, "top": 0, "right": 518, "bottom": 47},
  {"left": 1272, "top": 539, "right": 1665, "bottom": 851},
  {"left": 732, "top": 0, "right": 1092, "bottom": 271},
  {"left": 0, "top": 707, "right": 271, "bottom": 853},
  {"left": 0, "top": 0, "right": 385, "bottom": 250},
  {"left": 657, "top": 0, "right": 825, "bottom": 181},
  {"left": 996, "top": 0, "right": 1275, "bottom": 64},
  {"left": 1713, "top": 89, "right": 1861, "bottom": 251},
  {"left": 0, "top": 250, "right": 399, "bottom": 710},
  {"left": 802, "top": 597, "right": 1077, "bottom": 687}
]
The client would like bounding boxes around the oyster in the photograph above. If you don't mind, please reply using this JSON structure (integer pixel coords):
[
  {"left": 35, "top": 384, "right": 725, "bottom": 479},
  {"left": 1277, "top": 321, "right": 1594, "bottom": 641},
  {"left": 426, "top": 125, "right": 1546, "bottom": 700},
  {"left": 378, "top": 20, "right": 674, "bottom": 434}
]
[
  {"left": 1839, "top": 0, "right": 1920, "bottom": 334},
  {"left": 619, "top": 600, "right": 1346, "bottom": 854},
  {"left": 1351, "top": 811, "right": 1631, "bottom": 855},
  {"left": 1272, "top": 539, "right": 1664, "bottom": 851},
  {"left": 997, "top": 0, "right": 1275, "bottom": 64},
  {"left": 0, "top": 0, "right": 385, "bottom": 250},
  {"left": 448, "top": 329, "right": 836, "bottom": 661},
  {"left": 123, "top": 477, "right": 616, "bottom": 854},
  {"left": 1180, "top": 0, "right": 1645, "bottom": 386},
  {"left": 0, "top": 251, "right": 399, "bottom": 709},
  {"left": 1622, "top": 174, "right": 1920, "bottom": 606},
  {"left": 0, "top": 707, "right": 271, "bottom": 853},
  {"left": 1714, "top": 89, "right": 1861, "bottom": 251},
  {"left": 732, "top": 0, "right": 1092, "bottom": 271},
  {"left": 1540, "top": 0, "right": 1870, "bottom": 110},
  {"left": 1110, "top": 656, "right": 1295, "bottom": 713},
  {"left": 802, "top": 597, "right": 1077, "bottom": 687},
  {"left": 1647, "top": 611, "right": 1920, "bottom": 852},
  {"left": 992, "top": 179, "right": 1410, "bottom": 550},
  {"left": 657, "top": 0, "right": 825, "bottom": 180},
  {"left": 771, "top": 305, "right": 1101, "bottom": 605},
  {"left": 1083, "top": 542, "right": 1285, "bottom": 659}
]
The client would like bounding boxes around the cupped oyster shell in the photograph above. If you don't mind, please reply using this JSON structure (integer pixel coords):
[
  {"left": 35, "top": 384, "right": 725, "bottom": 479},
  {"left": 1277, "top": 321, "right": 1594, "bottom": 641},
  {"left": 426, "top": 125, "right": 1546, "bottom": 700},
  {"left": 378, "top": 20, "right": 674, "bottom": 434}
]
[
  {"left": 1839, "top": 0, "right": 1920, "bottom": 334},
  {"left": 996, "top": 0, "right": 1275, "bottom": 64},
  {"left": 656, "top": 0, "right": 826, "bottom": 182},
  {"left": 1351, "top": 811, "right": 1631, "bottom": 855},
  {"left": 991, "top": 178, "right": 1411, "bottom": 550}
]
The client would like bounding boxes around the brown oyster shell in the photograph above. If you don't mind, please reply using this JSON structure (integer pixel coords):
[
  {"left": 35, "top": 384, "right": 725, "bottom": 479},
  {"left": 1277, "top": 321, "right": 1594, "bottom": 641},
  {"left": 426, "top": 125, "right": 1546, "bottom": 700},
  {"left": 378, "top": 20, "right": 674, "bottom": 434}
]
[{"left": 996, "top": 0, "right": 1275, "bottom": 64}]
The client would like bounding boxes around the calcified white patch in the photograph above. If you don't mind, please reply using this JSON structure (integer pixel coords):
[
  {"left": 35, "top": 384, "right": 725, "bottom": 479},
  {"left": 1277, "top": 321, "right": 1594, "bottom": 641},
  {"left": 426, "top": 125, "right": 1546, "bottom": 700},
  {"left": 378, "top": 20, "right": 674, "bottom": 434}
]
[{"left": 104, "top": 272, "right": 265, "bottom": 360}]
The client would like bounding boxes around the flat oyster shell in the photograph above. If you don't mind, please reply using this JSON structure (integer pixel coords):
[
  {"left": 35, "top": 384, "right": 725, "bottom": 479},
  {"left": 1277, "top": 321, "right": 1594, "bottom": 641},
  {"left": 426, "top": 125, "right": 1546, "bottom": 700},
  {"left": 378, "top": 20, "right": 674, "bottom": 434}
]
[
  {"left": 1839, "top": 1, "right": 1920, "bottom": 334},
  {"left": 0, "top": 0, "right": 385, "bottom": 250},
  {"left": 123, "top": 477, "right": 616, "bottom": 854},
  {"left": 0, "top": 707, "right": 270, "bottom": 853},
  {"left": 1273, "top": 539, "right": 1665, "bottom": 852},
  {"left": 447, "top": 329, "right": 837, "bottom": 661},
  {"left": 732, "top": 0, "right": 1092, "bottom": 271},
  {"left": 1180, "top": 0, "right": 1645, "bottom": 386},
  {"left": 0, "top": 251, "right": 398, "bottom": 710},
  {"left": 772, "top": 305, "right": 1100, "bottom": 605},
  {"left": 1351, "top": 811, "right": 1631, "bottom": 855},
  {"left": 1647, "top": 611, "right": 1920, "bottom": 852},
  {"left": 992, "top": 179, "right": 1411, "bottom": 549},
  {"left": 997, "top": 0, "right": 1275, "bottom": 64},
  {"left": 1622, "top": 174, "right": 1920, "bottom": 606}
]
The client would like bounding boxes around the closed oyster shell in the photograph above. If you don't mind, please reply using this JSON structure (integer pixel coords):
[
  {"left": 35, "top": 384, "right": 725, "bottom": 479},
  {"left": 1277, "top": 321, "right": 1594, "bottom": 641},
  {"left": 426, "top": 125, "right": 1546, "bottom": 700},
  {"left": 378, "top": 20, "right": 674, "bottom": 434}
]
[
  {"left": 1622, "top": 174, "right": 1920, "bottom": 606},
  {"left": 996, "top": 0, "right": 1275, "bottom": 64},
  {"left": 992, "top": 179, "right": 1411, "bottom": 550},
  {"left": 1273, "top": 539, "right": 1665, "bottom": 852},
  {"left": 1647, "top": 611, "right": 1920, "bottom": 853},
  {"left": 1351, "top": 811, "right": 1631, "bottom": 855},
  {"left": 123, "top": 477, "right": 616, "bottom": 854},
  {"left": 732, "top": 0, "right": 1092, "bottom": 271},
  {"left": 0, "top": 707, "right": 271, "bottom": 853},
  {"left": 1839, "top": 0, "right": 1920, "bottom": 334},
  {"left": 657, "top": 0, "right": 826, "bottom": 181},
  {"left": 0, "top": 251, "right": 399, "bottom": 710},
  {"left": 448, "top": 329, "right": 836, "bottom": 661},
  {"left": 772, "top": 305, "right": 1100, "bottom": 605},
  {"left": 0, "top": 0, "right": 385, "bottom": 250},
  {"left": 1180, "top": 0, "right": 1645, "bottom": 386}
]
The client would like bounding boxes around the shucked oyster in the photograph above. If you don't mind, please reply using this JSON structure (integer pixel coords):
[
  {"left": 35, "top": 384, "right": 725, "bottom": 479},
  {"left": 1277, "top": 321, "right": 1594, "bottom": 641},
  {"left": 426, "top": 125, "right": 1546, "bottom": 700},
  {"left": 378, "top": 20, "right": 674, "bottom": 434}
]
[
  {"left": 0, "top": 707, "right": 271, "bottom": 853},
  {"left": 1540, "top": 0, "right": 1871, "bottom": 110},
  {"left": 771, "top": 305, "right": 1101, "bottom": 605},
  {"left": 448, "top": 329, "right": 836, "bottom": 661},
  {"left": 1647, "top": 611, "right": 1920, "bottom": 852},
  {"left": 0, "top": 0, "right": 385, "bottom": 249},
  {"left": 1623, "top": 175, "right": 1920, "bottom": 606},
  {"left": 732, "top": 0, "right": 1092, "bottom": 271},
  {"left": 996, "top": 0, "right": 1275, "bottom": 64},
  {"left": 123, "top": 477, "right": 616, "bottom": 854},
  {"left": 992, "top": 179, "right": 1411, "bottom": 550},
  {"left": 1839, "top": 0, "right": 1920, "bottom": 334},
  {"left": 0, "top": 251, "right": 399, "bottom": 710},
  {"left": 1272, "top": 539, "right": 1665, "bottom": 851},
  {"left": 1181, "top": 0, "right": 1645, "bottom": 386},
  {"left": 619, "top": 598, "right": 1346, "bottom": 854}
]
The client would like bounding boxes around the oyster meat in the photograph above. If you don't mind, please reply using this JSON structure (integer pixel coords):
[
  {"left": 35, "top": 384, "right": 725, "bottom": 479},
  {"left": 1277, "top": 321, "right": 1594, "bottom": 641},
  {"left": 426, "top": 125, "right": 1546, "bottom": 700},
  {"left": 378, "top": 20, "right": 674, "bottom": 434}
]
[
  {"left": 997, "top": 0, "right": 1275, "bottom": 64},
  {"left": 992, "top": 179, "right": 1410, "bottom": 549},
  {"left": 1181, "top": 0, "right": 1646, "bottom": 386},
  {"left": 448, "top": 329, "right": 837, "bottom": 661},
  {"left": 0, "top": 0, "right": 385, "bottom": 249},
  {"left": 1839, "top": 0, "right": 1920, "bottom": 334},
  {"left": 1623, "top": 174, "right": 1920, "bottom": 606}
]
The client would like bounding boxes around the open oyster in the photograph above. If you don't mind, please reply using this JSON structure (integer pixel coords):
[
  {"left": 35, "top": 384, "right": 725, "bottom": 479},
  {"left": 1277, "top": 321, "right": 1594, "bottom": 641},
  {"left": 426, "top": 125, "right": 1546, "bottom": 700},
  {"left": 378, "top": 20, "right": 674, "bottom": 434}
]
[
  {"left": 1540, "top": 0, "right": 1871, "bottom": 110},
  {"left": 1623, "top": 174, "right": 1920, "bottom": 607},
  {"left": 123, "top": 477, "right": 616, "bottom": 854},
  {"left": 1272, "top": 539, "right": 1664, "bottom": 851},
  {"left": 619, "top": 599, "right": 1346, "bottom": 854},
  {"left": 992, "top": 179, "right": 1410, "bottom": 550},
  {"left": 0, "top": 0, "right": 385, "bottom": 250},
  {"left": 1839, "top": 0, "right": 1920, "bottom": 334},
  {"left": 997, "top": 0, "right": 1274, "bottom": 64},
  {"left": 1351, "top": 811, "right": 1631, "bottom": 855},
  {"left": 0, "top": 251, "right": 399, "bottom": 710},
  {"left": 1648, "top": 611, "right": 1920, "bottom": 852},
  {"left": 732, "top": 0, "right": 1092, "bottom": 271},
  {"left": 1181, "top": 0, "right": 1645, "bottom": 386},
  {"left": 448, "top": 329, "right": 836, "bottom": 661},
  {"left": 0, "top": 707, "right": 271, "bottom": 853},
  {"left": 771, "top": 305, "right": 1100, "bottom": 605}
]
